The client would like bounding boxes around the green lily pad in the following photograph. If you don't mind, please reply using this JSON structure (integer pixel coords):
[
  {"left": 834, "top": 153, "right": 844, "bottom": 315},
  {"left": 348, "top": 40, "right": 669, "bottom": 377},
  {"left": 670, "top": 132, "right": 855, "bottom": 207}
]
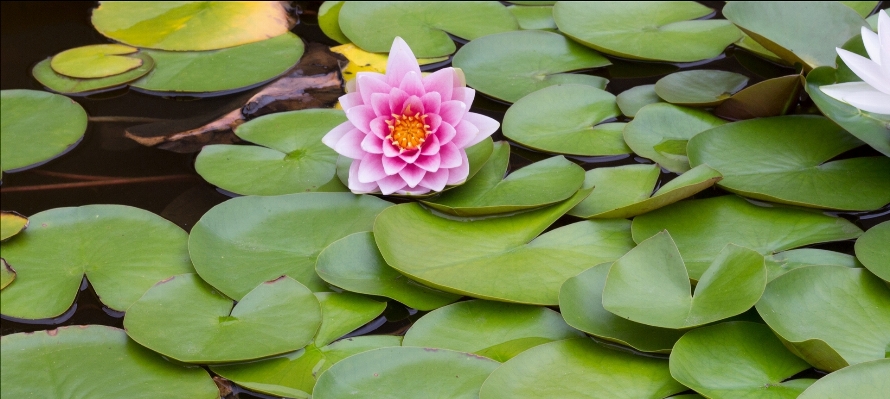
[
  {"left": 319, "top": 1, "right": 350, "bottom": 44},
  {"left": 1, "top": 90, "right": 87, "bottom": 172},
  {"left": 211, "top": 335, "right": 402, "bottom": 399},
  {"left": 840, "top": 1, "right": 879, "bottom": 17},
  {"left": 603, "top": 232, "right": 766, "bottom": 329},
  {"left": 799, "top": 359, "right": 890, "bottom": 399},
  {"left": 723, "top": 2, "right": 867, "bottom": 70},
  {"left": 402, "top": 300, "right": 583, "bottom": 361},
  {"left": 452, "top": 30, "right": 610, "bottom": 103},
  {"left": 0, "top": 259, "right": 15, "bottom": 290},
  {"left": 478, "top": 338, "right": 687, "bottom": 399},
  {"left": 766, "top": 248, "right": 862, "bottom": 282},
  {"left": 189, "top": 193, "right": 391, "bottom": 299},
  {"left": 338, "top": 1, "right": 519, "bottom": 58},
  {"left": 734, "top": 33, "right": 787, "bottom": 64},
  {"left": 631, "top": 195, "right": 863, "bottom": 280},
  {"left": 654, "top": 70, "right": 749, "bottom": 107},
  {"left": 616, "top": 84, "right": 662, "bottom": 117},
  {"left": 0, "top": 326, "right": 217, "bottom": 398},
  {"left": 560, "top": 262, "right": 685, "bottom": 353},
  {"left": 508, "top": 5, "right": 556, "bottom": 30},
  {"left": 502, "top": 84, "right": 631, "bottom": 156},
  {"left": 422, "top": 142, "right": 585, "bottom": 216},
  {"left": 91, "top": 1, "right": 292, "bottom": 51},
  {"left": 806, "top": 66, "right": 890, "bottom": 157},
  {"left": 0, "top": 205, "right": 193, "bottom": 320},
  {"left": 125, "top": 274, "right": 322, "bottom": 363},
  {"left": 756, "top": 266, "right": 890, "bottom": 371},
  {"left": 196, "top": 109, "right": 347, "bottom": 196},
  {"left": 687, "top": 115, "right": 890, "bottom": 211},
  {"left": 714, "top": 74, "right": 803, "bottom": 120},
  {"left": 0, "top": 211, "right": 28, "bottom": 241},
  {"left": 553, "top": 2, "right": 741, "bottom": 62},
  {"left": 316, "top": 232, "right": 462, "bottom": 311},
  {"left": 132, "top": 32, "right": 304, "bottom": 95},
  {"left": 669, "top": 322, "right": 815, "bottom": 398},
  {"left": 33, "top": 52, "right": 155, "bottom": 95},
  {"left": 855, "top": 221, "right": 890, "bottom": 282},
  {"left": 50, "top": 44, "right": 142, "bottom": 78},
  {"left": 568, "top": 163, "right": 722, "bottom": 219},
  {"left": 375, "top": 192, "right": 636, "bottom": 305},
  {"left": 313, "top": 346, "right": 500, "bottom": 399},
  {"left": 314, "top": 291, "right": 386, "bottom": 347},
  {"left": 622, "top": 103, "right": 726, "bottom": 173}
]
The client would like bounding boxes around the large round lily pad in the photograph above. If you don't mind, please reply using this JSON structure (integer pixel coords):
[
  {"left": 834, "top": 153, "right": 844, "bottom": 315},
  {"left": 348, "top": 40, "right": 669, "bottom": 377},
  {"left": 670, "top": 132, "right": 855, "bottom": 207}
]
[
  {"left": 1, "top": 90, "right": 87, "bottom": 172},
  {"left": 422, "top": 142, "right": 585, "bottom": 216},
  {"left": 189, "top": 192, "right": 392, "bottom": 300},
  {"left": 855, "top": 221, "right": 890, "bottom": 282},
  {"left": 502, "top": 84, "right": 629, "bottom": 156},
  {"left": 622, "top": 103, "right": 726, "bottom": 173},
  {"left": 402, "top": 300, "right": 583, "bottom": 361},
  {"left": 765, "top": 248, "right": 862, "bottom": 282},
  {"left": 33, "top": 52, "right": 155, "bottom": 95},
  {"left": 313, "top": 346, "right": 500, "bottom": 399},
  {"left": 338, "top": 1, "right": 519, "bottom": 58},
  {"left": 654, "top": 70, "right": 749, "bottom": 107},
  {"left": 196, "top": 109, "right": 347, "bottom": 196},
  {"left": 560, "top": 262, "right": 686, "bottom": 353},
  {"left": 91, "top": 1, "right": 292, "bottom": 51},
  {"left": 452, "top": 30, "right": 609, "bottom": 103},
  {"left": 478, "top": 338, "right": 687, "bottom": 399},
  {"left": 374, "top": 192, "right": 636, "bottom": 305},
  {"left": 568, "top": 163, "right": 722, "bottom": 219},
  {"left": 50, "top": 44, "right": 142, "bottom": 78},
  {"left": 0, "top": 326, "right": 217, "bottom": 398},
  {"left": 0, "top": 205, "right": 193, "bottom": 320},
  {"left": 631, "top": 195, "right": 863, "bottom": 280},
  {"left": 798, "top": 359, "right": 890, "bottom": 399},
  {"left": 316, "top": 232, "right": 462, "bottom": 311},
  {"left": 132, "top": 33, "right": 304, "bottom": 95},
  {"left": 212, "top": 335, "right": 402, "bottom": 399},
  {"left": 756, "top": 266, "right": 890, "bottom": 371},
  {"left": 313, "top": 291, "right": 386, "bottom": 347},
  {"left": 669, "top": 322, "right": 815, "bottom": 398},
  {"left": 687, "top": 115, "right": 890, "bottom": 211},
  {"left": 125, "top": 274, "right": 322, "bottom": 363},
  {"left": 0, "top": 211, "right": 28, "bottom": 241},
  {"left": 553, "top": 2, "right": 741, "bottom": 62}
]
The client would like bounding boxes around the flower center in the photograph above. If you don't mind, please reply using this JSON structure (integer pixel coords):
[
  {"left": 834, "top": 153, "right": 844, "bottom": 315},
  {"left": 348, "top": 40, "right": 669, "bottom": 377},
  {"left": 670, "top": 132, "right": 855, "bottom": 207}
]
[{"left": 386, "top": 106, "right": 430, "bottom": 151}]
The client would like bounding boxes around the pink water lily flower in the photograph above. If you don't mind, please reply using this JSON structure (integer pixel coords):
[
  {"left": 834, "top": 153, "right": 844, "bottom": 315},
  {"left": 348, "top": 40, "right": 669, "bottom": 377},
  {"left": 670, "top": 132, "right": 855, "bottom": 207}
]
[{"left": 322, "top": 37, "right": 499, "bottom": 195}]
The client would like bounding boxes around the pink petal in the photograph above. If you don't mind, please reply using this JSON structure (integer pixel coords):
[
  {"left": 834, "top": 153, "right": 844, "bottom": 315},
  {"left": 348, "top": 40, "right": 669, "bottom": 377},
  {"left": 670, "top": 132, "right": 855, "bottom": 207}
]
[
  {"left": 439, "top": 142, "right": 462, "bottom": 168},
  {"left": 422, "top": 68, "right": 454, "bottom": 100},
  {"left": 452, "top": 87, "right": 475, "bottom": 106},
  {"left": 426, "top": 113, "right": 442, "bottom": 134},
  {"left": 382, "top": 140, "right": 400, "bottom": 157},
  {"left": 445, "top": 150, "right": 470, "bottom": 185},
  {"left": 346, "top": 105, "right": 376, "bottom": 134},
  {"left": 334, "top": 129, "right": 368, "bottom": 159},
  {"left": 418, "top": 167, "right": 449, "bottom": 191},
  {"left": 420, "top": 134, "right": 440, "bottom": 155},
  {"left": 399, "top": 71, "right": 425, "bottom": 97},
  {"left": 382, "top": 154, "right": 407, "bottom": 175},
  {"left": 399, "top": 164, "right": 426, "bottom": 188},
  {"left": 348, "top": 159, "right": 379, "bottom": 194},
  {"left": 371, "top": 93, "right": 392, "bottom": 116},
  {"left": 361, "top": 133, "right": 384, "bottom": 154},
  {"left": 462, "top": 112, "right": 499, "bottom": 146},
  {"left": 386, "top": 37, "right": 422, "bottom": 87},
  {"left": 420, "top": 92, "right": 441, "bottom": 115},
  {"left": 439, "top": 100, "right": 467, "bottom": 127},
  {"left": 357, "top": 73, "right": 393, "bottom": 106},
  {"left": 414, "top": 153, "right": 441, "bottom": 172},
  {"left": 401, "top": 96, "right": 424, "bottom": 116},
  {"left": 339, "top": 93, "right": 363, "bottom": 111},
  {"left": 399, "top": 148, "right": 422, "bottom": 163},
  {"left": 389, "top": 88, "right": 410, "bottom": 117},
  {"left": 322, "top": 122, "right": 355, "bottom": 148},
  {"left": 435, "top": 122, "right": 457, "bottom": 145},
  {"left": 451, "top": 120, "right": 479, "bottom": 148},
  {"left": 377, "top": 174, "right": 408, "bottom": 195},
  {"left": 357, "top": 154, "right": 387, "bottom": 184},
  {"left": 370, "top": 117, "right": 390, "bottom": 139}
]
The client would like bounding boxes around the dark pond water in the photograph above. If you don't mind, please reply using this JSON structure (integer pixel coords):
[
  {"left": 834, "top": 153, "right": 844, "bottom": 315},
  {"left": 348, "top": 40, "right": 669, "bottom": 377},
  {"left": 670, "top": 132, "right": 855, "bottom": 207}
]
[{"left": 1, "top": 1, "right": 887, "bottom": 397}]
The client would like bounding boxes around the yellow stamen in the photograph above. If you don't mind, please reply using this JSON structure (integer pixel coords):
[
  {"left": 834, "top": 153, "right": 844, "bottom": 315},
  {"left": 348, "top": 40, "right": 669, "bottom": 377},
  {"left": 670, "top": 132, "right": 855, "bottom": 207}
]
[{"left": 386, "top": 105, "right": 430, "bottom": 151}]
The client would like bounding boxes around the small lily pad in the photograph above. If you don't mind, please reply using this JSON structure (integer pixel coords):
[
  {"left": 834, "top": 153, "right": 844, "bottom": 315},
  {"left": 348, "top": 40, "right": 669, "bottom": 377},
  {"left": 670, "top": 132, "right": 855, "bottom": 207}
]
[
  {"left": 568, "top": 163, "right": 722, "bottom": 219},
  {"left": 756, "top": 266, "right": 890, "bottom": 371},
  {"left": 375, "top": 191, "right": 636, "bottom": 305},
  {"left": 1, "top": 90, "right": 87, "bottom": 172},
  {"left": 319, "top": 1, "right": 350, "bottom": 44},
  {"left": 316, "top": 232, "right": 462, "bottom": 311},
  {"left": 314, "top": 291, "right": 386, "bottom": 347},
  {"left": 855, "top": 221, "right": 890, "bottom": 282},
  {"left": 798, "top": 359, "right": 890, "bottom": 399},
  {"left": 631, "top": 195, "right": 863, "bottom": 280},
  {"left": 338, "top": 1, "right": 519, "bottom": 58},
  {"left": 502, "top": 84, "right": 630, "bottom": 156},
  {"left": 622, "top": 103, "right": 726, "bottom": 173},
  {"left": 91, "top": 1, "right": 292, "bottom": 51},
  {"left": 402, "top": 300, "right": 583, "bottom": 361},
  {"left": 0, "top": 259, "right": 15, "bottom": 290},
  {"left": 714, "top": 74, "right": 803, "bottom": 120},
  {"left": 189, "top": 193, "right": 392, "bottom": 299},
  {"left": 560, "top": 262, "right": 685, "bottom": 353},
  {"left": 33, "top": 52, "right": 155, "bottom": 95},
  {"left": 508, "top": 5, "right": 556, "bottom": 30},
  {"left": 616, "top": 84, "right": 662, "bottom": 117},
  {"left": 211, "top": 335, "right": 402, "bottom": 399},
  {"left": 125, "top": 274, "right": 322, "bottom": 363},
  {"left": 452, "top": 30, "right": 610, "bottom": 103},
  {"left": 0, "top": 326, "right": 217, "bottom": 398},
  {"left": 603, "top": 232, "right": 766, "bottom": 329},
  {"left": 0, "top": 211, "right": 28, "bottom": 241},
  {"left": 553, "top": 2, "right": 741, "bottom": 62},
  {"left": 478, "top": 338, "right": 687, "bottom": 399},
  {"left": 687, "top": 115, "right": 890, "bottom": 211},
  {"left": 669, "top": 322, "right": 815, "bottom": 399},
  {"left": 766, "top": 248, "right": 862, "bottom": 282},
  {"left": 423, "top": 142, "right": 585, "bottom": 216},
  {"left": 132, "top": 33, "right": 304, "bottom": 95},
  {"left": 50, "top": 44, "right": 142, "bottom": 78},
  {"left": 195, "top": 109, "right": 347, "bottom": 196},
  {"left": 0, "top": 205, "right": 193, "bottom": 320},
  {"left": 313, "top": 346, "right": 500, "bottom": 399},
  {"left": 654, "top": 70, "right": 749, "bottom": 107}
]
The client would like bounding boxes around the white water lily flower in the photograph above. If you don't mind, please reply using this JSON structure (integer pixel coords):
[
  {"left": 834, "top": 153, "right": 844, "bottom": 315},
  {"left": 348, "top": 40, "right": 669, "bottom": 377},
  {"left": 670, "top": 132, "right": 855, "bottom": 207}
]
[{"left": 820, "top": 10, "right": 890, "bottom": 115}]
